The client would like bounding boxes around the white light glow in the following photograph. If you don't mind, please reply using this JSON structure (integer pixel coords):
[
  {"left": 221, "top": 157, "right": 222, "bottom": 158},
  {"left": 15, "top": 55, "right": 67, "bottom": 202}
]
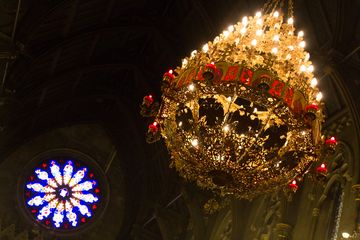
[
  {"left": 188, "top": 84, "right": 195, "bottom": 91},
  {"left": 256, "top": 18, "right": 263, "bottom": 25},
  {"left": 256, "top": 29, "right": 263, "bottom": 36},
  {"left": 316, "top": 92, "right": 323, "bottom": 101},
  {"left": 242, "top": 16, "right": 248, "bottom": 25},
  {"left": 299, "top": 41, "right": 306, "bottom": 48},
  {"left": 191, "top": 50, "right": 197, "bottom": 58},
  {"left": 228, "top": 25, "right": 234, "bottom": 32},
  {"left": 202, "top": 43, "right": 209, "bottom": 53},
  {"left": 271, "top": 47, "right": 278, "bottom": 54},
  {"left": 308, "top": 65, "right": 314, "bottom": 72},
  {"left": 342, "top": 232, "right": 350, "bottom": 238},
  {"left": 287, "top": 17, "right": 294, "bottom": 24},
  {"left": 191, "top": 139, "right": 199, "bottom": 147},
  {"left": 310, "top": 78, "right": 318, "bottom": 88}
]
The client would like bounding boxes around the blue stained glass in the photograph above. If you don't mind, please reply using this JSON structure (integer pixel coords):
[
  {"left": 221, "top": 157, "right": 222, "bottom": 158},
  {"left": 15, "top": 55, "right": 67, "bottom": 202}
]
[{"left": 25, "top": 159, "right": 100, "bottom": 230}]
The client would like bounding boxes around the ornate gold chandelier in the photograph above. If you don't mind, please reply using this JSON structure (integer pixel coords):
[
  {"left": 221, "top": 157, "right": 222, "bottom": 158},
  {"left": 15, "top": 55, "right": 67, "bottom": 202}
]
[{"left": 141, "top": 0, "right": 336, "bottom": 199}]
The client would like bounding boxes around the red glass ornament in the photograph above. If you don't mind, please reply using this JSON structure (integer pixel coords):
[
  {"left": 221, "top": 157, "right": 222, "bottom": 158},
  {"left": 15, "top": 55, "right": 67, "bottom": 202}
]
[
  {"left": 325, "top": 136, "right": 337, "bottom": 146},
  {"left": 289, "top": 180, "right": 298, "bottom": 191},
  {"left": 205, "top": 62, "right": 216, "bottom": 71},
  {"left": 81, "top": 217, "right": 86, "bottom": 223},
  {"left": 31, "top": 209, "right": 37, "bottom": 213},
  {"left": 143, "top": 95, "right": 154, "bottom": 106},
  {"left": 42, "top": 163, "right": 47, "bottom": 168},
  {"left": 95, "top": 188, "right": 100, "bottom": 193},
  {"left": 29, "top": 175, "right": 34, "bottom": 181},
  {"left": 89, "top": 173, "right": 94, "bottom": 178},
  {"left": 305, "top": 103, "right": 319, "bottom": 112},
  {"left": 64, "top": 223, "right": 69, "bottom": 229},
  {"left": 148, "top": 122, "right": 159, "bottom": 133},
  {"left": 163, "top": 70, "right": 175, "bottom": 82},
  {"left": 45, "top": 220, "right": 50, "bottom": 225},
  {"left": 316, "top": 163, "right": 327, "bottom": 174},
  {"left": 92, "top": 205, "right": 97, "bottom": 210}
]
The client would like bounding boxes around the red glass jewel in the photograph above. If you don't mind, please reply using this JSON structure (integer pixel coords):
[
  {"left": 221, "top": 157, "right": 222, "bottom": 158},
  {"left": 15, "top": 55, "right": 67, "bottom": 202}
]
[
  {"left": 289, "top": 180, "right": 298, "bottom": 191},
  {"left": 325, "top": 136, "right": 337, "bottom": 145},
  {"left": 148, "top": 122, "right": 158, "bottom": 133},
  {"left": 316, "top": 163, "right": 327, "bottom": 174},
  {"left": 305, "top": 103, "right": 319, "bottom": 112},
  {"left": 163, "top": 70, "right": 175, "bottom": 81},
  {"left": 143, "top": 95, "right": 154, "bottom": 106}
]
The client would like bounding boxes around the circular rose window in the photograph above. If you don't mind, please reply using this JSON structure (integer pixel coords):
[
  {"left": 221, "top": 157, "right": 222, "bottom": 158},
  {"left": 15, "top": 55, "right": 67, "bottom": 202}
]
[{"left": 22, "top": 152, "right": 107, "bottom": 231}]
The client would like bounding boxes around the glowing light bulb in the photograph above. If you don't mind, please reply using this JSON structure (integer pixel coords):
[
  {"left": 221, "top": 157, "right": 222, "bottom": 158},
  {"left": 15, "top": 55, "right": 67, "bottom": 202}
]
[
  {"left": 235, "top": 38, "right": 240, "bottom": 45},
  {"left": 308, "top": 65, "right": 314, "bottom": 72},
  {"left": 242, "top": 16, "right": 248, "bottom": 25},
  {"left": 287, "top": 17, "right": 294, "bottom": 25},
  {"left": 191, "top": 139, "right": 199, "bottom": 147},
  {"left": 168, "top": 70, "right": 173, "bottom": 74},
  {"left": 223, "top": 125, "right": 230, "bottom": 132},
  {"left": 286, "top": 54, "right": 292, "bottom": 60},
  {"left": 273, "top": 35, "right": 280, "bottom": 41},
  {"left": 299, "top": 41, "right": 306, "bottom": 48},
  {"left": 288, "top": 45, "right": 294, "bottom": 50},
  {"left": 214, "top": 36, "right": 220, "bottom": 43},
  {"left": 298, "top": 30, "right": 304, "bottom": 37},
  {"left": 273, "top": 11, "right": 279, "bottom": 18},
  {"left": 228, "top": 25, "right": 234, "bottom": 32},
  {"left": 251, "top": 39, "right": 257, "bottom": 46},
  {"left": 316, "top": 92, "right": 323, "bottom": 101},
  {"left": 223, "top": 30, "right": 230, "bottom": 38},
  {"left": 271, "top": 47, "right": 278, "bottom": 54},
  {"left": 191, "top": 50, "right": 197, "bottom": 58},
  {"left": 240, "top": 28, "right": 247, "bottom": 34},
  {"left": 226, "top": 96, "right": 232, "bottom": 102},
  {"left": 182, "top": 58, "right": 188, "bottom": 67},
  {"left": 255, "top": 11, "right": 262, "bottom": 18},
  {"left": 342, "top": 232, "right": 350, "bottom": 239},
  {"left": 305, "top": 53, "right": 310, "bottom": 61},
  {"left": 310, "top": 78, "right": 318, "bottom": 88},
  {"left": 188, "top": 84, "right": 195, "bottom": 91},
  {"left": 300, "top": 65, "right": 307, "bottom": 72},
  {"left": 256, "top": 29, "right": 263, "bottom": 36},
  {"left": 202, "top": 43, "right": 209, "bottom": 53},
  {"left": 256, "top": 18, "right": 263, "bottom": 25}
]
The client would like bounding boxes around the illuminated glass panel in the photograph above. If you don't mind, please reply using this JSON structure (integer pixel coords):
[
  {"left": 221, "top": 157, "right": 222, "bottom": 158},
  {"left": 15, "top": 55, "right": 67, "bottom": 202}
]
[{"left": 24, "top": 159, "right": 100, "bottom": 230}]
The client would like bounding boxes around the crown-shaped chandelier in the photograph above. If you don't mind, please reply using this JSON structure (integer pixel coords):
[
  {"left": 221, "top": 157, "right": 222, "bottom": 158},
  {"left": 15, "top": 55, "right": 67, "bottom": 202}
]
[{"left": 141, "top": 0, "right": 336, "bottom": 199}]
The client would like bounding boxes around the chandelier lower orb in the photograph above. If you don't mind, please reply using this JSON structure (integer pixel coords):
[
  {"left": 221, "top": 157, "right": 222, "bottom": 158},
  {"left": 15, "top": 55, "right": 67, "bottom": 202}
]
[{"left": 142, "top": 9, "right": 329, "bottom": 199}]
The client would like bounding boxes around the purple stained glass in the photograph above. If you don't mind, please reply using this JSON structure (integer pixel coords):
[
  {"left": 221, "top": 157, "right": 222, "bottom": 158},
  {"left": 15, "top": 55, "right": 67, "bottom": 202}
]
[{"left": 25, "top": 159, "right": 100, "bottom": 229}]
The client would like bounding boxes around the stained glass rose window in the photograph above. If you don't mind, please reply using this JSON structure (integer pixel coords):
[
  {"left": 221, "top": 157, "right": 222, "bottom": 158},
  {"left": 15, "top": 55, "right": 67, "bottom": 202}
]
[{"left": 24, "top": 158, "right": 102, "bottom": 230}]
